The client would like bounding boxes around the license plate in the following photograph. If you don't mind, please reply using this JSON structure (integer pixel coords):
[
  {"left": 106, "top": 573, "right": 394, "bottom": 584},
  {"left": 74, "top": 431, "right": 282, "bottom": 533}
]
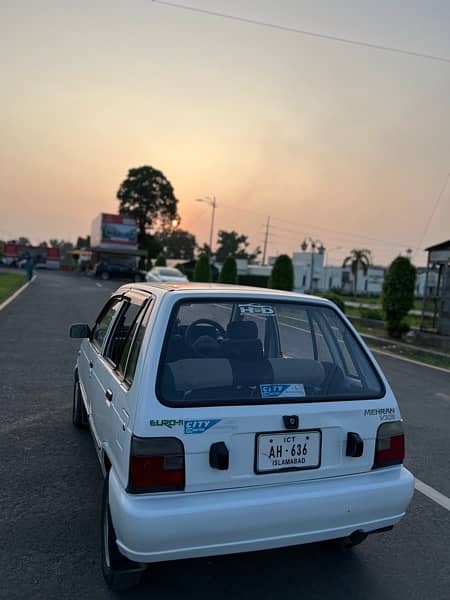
[{"left": 256, "top": 431, "right": 321, "bottom": 473}]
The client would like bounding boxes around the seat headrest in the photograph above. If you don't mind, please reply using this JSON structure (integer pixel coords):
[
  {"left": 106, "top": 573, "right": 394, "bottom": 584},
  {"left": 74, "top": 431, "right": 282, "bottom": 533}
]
[
  {"left": 227, "top": 321, "right": 258, "bottom": 339},
  {"left": 223, "top": 338, "right": 263, "bottom": 361}
]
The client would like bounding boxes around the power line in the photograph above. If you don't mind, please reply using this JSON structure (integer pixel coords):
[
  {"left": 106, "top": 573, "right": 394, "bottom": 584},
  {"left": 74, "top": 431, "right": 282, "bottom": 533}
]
[
  {"left": 153, "top": 0, "right": 450, "bottom": 65},
  {"left": 414, "top": 171, "right": 450, "bottom": 255},
  {"left": 216, "top": 202, "right": 415, "bottom": 248}
]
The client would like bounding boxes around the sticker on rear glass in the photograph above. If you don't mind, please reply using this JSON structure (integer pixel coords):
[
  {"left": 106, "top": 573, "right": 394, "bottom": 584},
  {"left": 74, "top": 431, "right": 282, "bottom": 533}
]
[
  {"left": 239, "top": 304, "right": 274, "bottom": 316},
  {"left": 260, "top": 384, "right": 305, "bottom": 398}
]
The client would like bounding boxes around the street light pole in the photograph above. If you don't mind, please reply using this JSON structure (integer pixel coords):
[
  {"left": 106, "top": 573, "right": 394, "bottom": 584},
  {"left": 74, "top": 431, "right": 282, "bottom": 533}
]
[{"left": 196, "top": 196, "right": 217, "bottom": 253}]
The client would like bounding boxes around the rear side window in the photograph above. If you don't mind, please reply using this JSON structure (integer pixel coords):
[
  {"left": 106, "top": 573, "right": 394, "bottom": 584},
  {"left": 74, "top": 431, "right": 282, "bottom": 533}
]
[
  {"left": 157, "top": 299, "right": 384, "bottom": 406},
  {"left": 117, "top": 300, "right": 152, "bottom": 385}
]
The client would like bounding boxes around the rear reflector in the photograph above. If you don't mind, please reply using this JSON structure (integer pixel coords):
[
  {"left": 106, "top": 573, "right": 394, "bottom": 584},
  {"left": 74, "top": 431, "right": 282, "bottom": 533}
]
[
  {"left": 127, "top": 436, "right": 185, "bottom": 493},
  {"left": 373, "top": 421, "right": 405, "bottom": 469}
]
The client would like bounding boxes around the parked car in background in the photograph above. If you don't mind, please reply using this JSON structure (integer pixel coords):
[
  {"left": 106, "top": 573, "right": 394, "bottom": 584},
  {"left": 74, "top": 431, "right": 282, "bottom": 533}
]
[
  {"left": 94, "top": 261, "right": 145, "bottom": 282},
  {"left": 70, "top": 283, "right": 414, "bottom": 591},
  {"left": 145, "top": 266, "right": 188, "bottom": 283}
]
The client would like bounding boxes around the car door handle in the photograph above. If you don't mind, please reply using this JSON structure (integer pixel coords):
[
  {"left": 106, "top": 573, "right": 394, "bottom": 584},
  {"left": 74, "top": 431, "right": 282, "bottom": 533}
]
[{"left": 105, "top": 388, "right": 113, "bottom": 402}]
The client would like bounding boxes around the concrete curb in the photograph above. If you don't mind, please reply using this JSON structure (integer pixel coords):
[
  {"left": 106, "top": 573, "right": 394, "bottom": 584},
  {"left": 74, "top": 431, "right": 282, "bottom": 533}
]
[
  {"left": 0, "top": 274, "right": 36, "bottom": 312},
  {"left": 361, "top": 331, "right": 450, "bottom": 359},
  {"left": 371, "top": 348, "right": 450, "bottom": 374}
]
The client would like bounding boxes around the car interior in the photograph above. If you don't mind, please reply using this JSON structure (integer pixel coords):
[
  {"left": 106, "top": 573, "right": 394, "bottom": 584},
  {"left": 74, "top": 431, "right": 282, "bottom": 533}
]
[{"left": 159, "top": 315, "right": 365, "bottom": 403}]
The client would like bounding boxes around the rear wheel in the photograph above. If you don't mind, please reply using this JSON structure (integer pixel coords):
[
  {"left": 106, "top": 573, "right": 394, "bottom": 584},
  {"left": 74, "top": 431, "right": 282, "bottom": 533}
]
[
  {"left": 101, "top": 474, "right": 145, "bottom": 591},
  {"left": 72, "top": 378, "right": 87, "bottom": 428}
]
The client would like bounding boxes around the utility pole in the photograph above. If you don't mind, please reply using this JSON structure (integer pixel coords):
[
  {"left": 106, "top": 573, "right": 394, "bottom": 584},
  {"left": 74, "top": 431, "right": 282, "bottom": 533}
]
[
  {"left": 262, "top": 216, "right": 270, "bottom": 265},
  {"left": 196, "top": 196, "right": 217, "bottom": 253}
]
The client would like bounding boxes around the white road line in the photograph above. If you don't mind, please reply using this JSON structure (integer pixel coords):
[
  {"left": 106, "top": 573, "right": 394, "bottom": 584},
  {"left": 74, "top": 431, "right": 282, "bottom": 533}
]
[
  {"left": 415, "top": 478, "right": 450, "bottom": 511},
  {"left": 96, "top": 283, "right": 103, "bottom": 288},
  {"left": 372, "top": 349, "right": 450, "bottom": 374},
  {"left": 0, "top": 274, "right": 36, "bottom": 311}
]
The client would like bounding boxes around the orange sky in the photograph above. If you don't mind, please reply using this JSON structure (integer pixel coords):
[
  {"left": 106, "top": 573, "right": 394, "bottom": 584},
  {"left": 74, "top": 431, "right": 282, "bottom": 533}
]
[{"left": 1, "top": 0, "right": 450, "bottom": 266}]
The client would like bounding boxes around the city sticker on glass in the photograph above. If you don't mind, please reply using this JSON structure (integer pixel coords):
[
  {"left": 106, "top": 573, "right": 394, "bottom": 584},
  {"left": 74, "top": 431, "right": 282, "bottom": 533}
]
[{"left": 260, "top": 384, "right": 306, "bottom": 398}]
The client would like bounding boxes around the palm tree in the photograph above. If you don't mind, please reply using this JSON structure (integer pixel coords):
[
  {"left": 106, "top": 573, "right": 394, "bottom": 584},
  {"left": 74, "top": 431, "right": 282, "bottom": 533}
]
[{"left": 342, "top": 249, "right": 372, "bottom": 295}]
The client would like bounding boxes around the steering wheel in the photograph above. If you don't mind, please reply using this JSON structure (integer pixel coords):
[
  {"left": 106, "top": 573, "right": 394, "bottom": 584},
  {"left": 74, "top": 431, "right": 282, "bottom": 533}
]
[{"left": 185, "top": 318, "right": 226, "bottom": 348}]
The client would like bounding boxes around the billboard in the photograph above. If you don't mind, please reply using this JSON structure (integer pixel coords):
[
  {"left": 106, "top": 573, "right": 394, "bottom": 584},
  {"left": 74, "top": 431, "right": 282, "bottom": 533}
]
[{"left": 91, "top": 213, "right": 138, "bottom": 249}]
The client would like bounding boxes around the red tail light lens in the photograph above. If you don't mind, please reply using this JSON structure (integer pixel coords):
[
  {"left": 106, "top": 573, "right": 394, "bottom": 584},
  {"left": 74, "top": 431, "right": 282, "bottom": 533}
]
[
  {"left": 127, "top": 436, "right": 185, "bottom": 493},
  {"left": 373, "top": 421, "right": 405, "bottom": 469}
]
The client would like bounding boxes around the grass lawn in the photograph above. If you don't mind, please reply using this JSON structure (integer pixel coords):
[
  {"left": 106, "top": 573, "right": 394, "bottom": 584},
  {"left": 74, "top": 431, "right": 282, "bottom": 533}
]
[
  {"left": 0, "top": 272, "right": 27, "bottom": 304},
  {"left": 335, "top": 294, "right": 434, "bottom": 313},
  {"left": 353, "top": 323, "right": 450, "bottom": 370}
]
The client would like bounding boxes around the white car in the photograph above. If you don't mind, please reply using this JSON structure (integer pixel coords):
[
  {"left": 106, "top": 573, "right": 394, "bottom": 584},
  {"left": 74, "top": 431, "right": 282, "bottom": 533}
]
[
  {"left": 70, "top": 283, "right": 414, "bottom": 591},
  {"left": 145, "top": 266, "right": 188, "bottom": 283}
]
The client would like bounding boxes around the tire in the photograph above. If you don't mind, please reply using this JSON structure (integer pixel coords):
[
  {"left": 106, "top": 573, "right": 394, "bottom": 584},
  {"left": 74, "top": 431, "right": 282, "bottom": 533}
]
[
  {"left": 100, "top": 271, "right": 110, "bottom": 281},
  {"left": 101, "top": 474, "right": 145, "bottom": 591},
  {"left": 72, "top": 378, "right": 88, "bottom": 428}
]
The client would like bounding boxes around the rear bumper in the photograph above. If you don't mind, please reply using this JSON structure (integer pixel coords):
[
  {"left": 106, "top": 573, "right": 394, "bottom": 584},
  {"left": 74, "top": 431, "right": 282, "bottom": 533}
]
[{"left": 109, "top": 467, "right": 414, "bottom": 564}]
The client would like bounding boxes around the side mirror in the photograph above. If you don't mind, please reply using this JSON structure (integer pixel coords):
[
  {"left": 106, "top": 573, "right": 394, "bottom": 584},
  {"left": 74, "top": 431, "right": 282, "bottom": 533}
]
[{"left": 70, "top": 323, "right": 91, "bottom": 338}]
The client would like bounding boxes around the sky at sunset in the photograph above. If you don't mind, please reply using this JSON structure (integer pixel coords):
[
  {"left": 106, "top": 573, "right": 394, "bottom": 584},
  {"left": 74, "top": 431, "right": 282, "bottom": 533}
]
[{"left": 1, "top": 0, "right": 450, "bottom": 266}]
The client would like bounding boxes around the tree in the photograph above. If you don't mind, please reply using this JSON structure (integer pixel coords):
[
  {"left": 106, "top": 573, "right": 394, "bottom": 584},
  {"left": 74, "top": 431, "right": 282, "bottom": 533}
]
[
  {"left": 76, "top": 235, "right": 90, "bottom": 249},
  {"left": 117, "top": 166, "right": 178, "bottom": 241},
  {"left": 139, "top": 234, "right": 162, "bottom": 260},
  {"left": 18, "top": 237, "right": 30, "bottom": 245},
  {"left": 219, "top": 256, "right": 237, "bottom": 284},
  {"left": 269, "top": 255, "right": 294, "bottom": 291},
  {"left": 194, "top": 253, "right": 211, "bottom": 282},
  {"left": 49, "top": 239, "right": 60, "bottom": 248},
  {"left": 38, "top": 241, "right": 48, "bottom": 247},
  {"left": 155, "top": 253, "right": 167, "bottom": 266},
  {"left": 342, "top": 249, "right": 372, "bottom": 295},
  {"left": 215, "top": 230, "right": 261, "bottom": 263},
  {"left": 382, "top": 256, "right": 416, "bottom": 338},
  {"left": 197, "top": 242, "right": 212, "bottom": 257},
  {"left": 159, "top": 229, "right": 196, "bottom": 260}
]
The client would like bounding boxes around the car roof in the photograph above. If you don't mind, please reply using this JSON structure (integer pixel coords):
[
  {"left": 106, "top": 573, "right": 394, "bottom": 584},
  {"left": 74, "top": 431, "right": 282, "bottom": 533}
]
[{"left": 116, "top": 282, "right": 334, "bottom": 305}]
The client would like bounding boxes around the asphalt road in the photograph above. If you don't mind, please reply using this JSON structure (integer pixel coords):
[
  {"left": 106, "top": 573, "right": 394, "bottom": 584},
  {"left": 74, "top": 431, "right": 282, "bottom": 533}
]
[{"left": 0, "top": 270, "right": 449, "bottom": 600}]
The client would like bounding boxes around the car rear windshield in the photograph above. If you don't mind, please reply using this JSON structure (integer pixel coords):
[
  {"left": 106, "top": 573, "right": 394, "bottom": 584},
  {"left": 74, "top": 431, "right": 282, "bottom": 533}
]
[
  {"left": 159, "top": 268, "right": 183, "bottom": 277},
  {"left": 156, "top": 299, "right": 385, "bottom": 406}
]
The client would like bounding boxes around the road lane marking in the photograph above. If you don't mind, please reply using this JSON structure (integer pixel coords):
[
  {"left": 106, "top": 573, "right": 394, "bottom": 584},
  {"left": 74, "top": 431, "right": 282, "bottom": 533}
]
[
  {"left": 0, "top": 274, "right": 36, "bottom": 311},
  {"left": 372, "top": 349, "right": 450, "bottom": 374},
  {"left": 96, "top": 283, "right": 102, "bottom": 288},
  {"left": 415, "top": 478, "right": 450, "bottom": 511}
]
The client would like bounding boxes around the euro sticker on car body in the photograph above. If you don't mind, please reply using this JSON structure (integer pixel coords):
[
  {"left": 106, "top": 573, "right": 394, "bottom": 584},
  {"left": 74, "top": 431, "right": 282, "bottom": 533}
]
[
  {"left": 184, "top": 420, "right": 221, "bottom": 434},
  {"left": 239, "top": 304, "right": 274, "bottom": 316},
  {"left": 260, "top": 384, "right": 306, "bottom": 398}
]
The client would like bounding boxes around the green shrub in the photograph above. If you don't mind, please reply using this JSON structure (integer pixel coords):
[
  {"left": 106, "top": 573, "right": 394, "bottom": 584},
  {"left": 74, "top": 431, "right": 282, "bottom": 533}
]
[
  {"left": 193, "top": 253, "right": 211, "bottom": 282},
  {"left": 382, "top": 256, "right": 416, "bottom": 338},
  {"left": 268, "top": 255, "right": 294, "bottom": 291},
  {"left": 155, "top": 253, "right": 166, "bottom": 266},
  {"left": 359, "top": 307, "right": 383, "bottom": 320},
  {"left": 145, "top": 258, "right": 153, "bottom": 271},
  {"left": 314, "top": 292, "right": 346, "bottom": 314},
  {"left": 219, "top": 256, "right": 237, "bottom": 284}
]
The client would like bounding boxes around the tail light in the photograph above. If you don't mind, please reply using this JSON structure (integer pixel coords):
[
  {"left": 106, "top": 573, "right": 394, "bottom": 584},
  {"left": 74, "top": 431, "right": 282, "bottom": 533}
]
[
  {"left": 127, "top": 436, "right": 185, "bottom": 493},
  {"left": 373, "top": 421, "right": 405, "bottom": 469}
]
